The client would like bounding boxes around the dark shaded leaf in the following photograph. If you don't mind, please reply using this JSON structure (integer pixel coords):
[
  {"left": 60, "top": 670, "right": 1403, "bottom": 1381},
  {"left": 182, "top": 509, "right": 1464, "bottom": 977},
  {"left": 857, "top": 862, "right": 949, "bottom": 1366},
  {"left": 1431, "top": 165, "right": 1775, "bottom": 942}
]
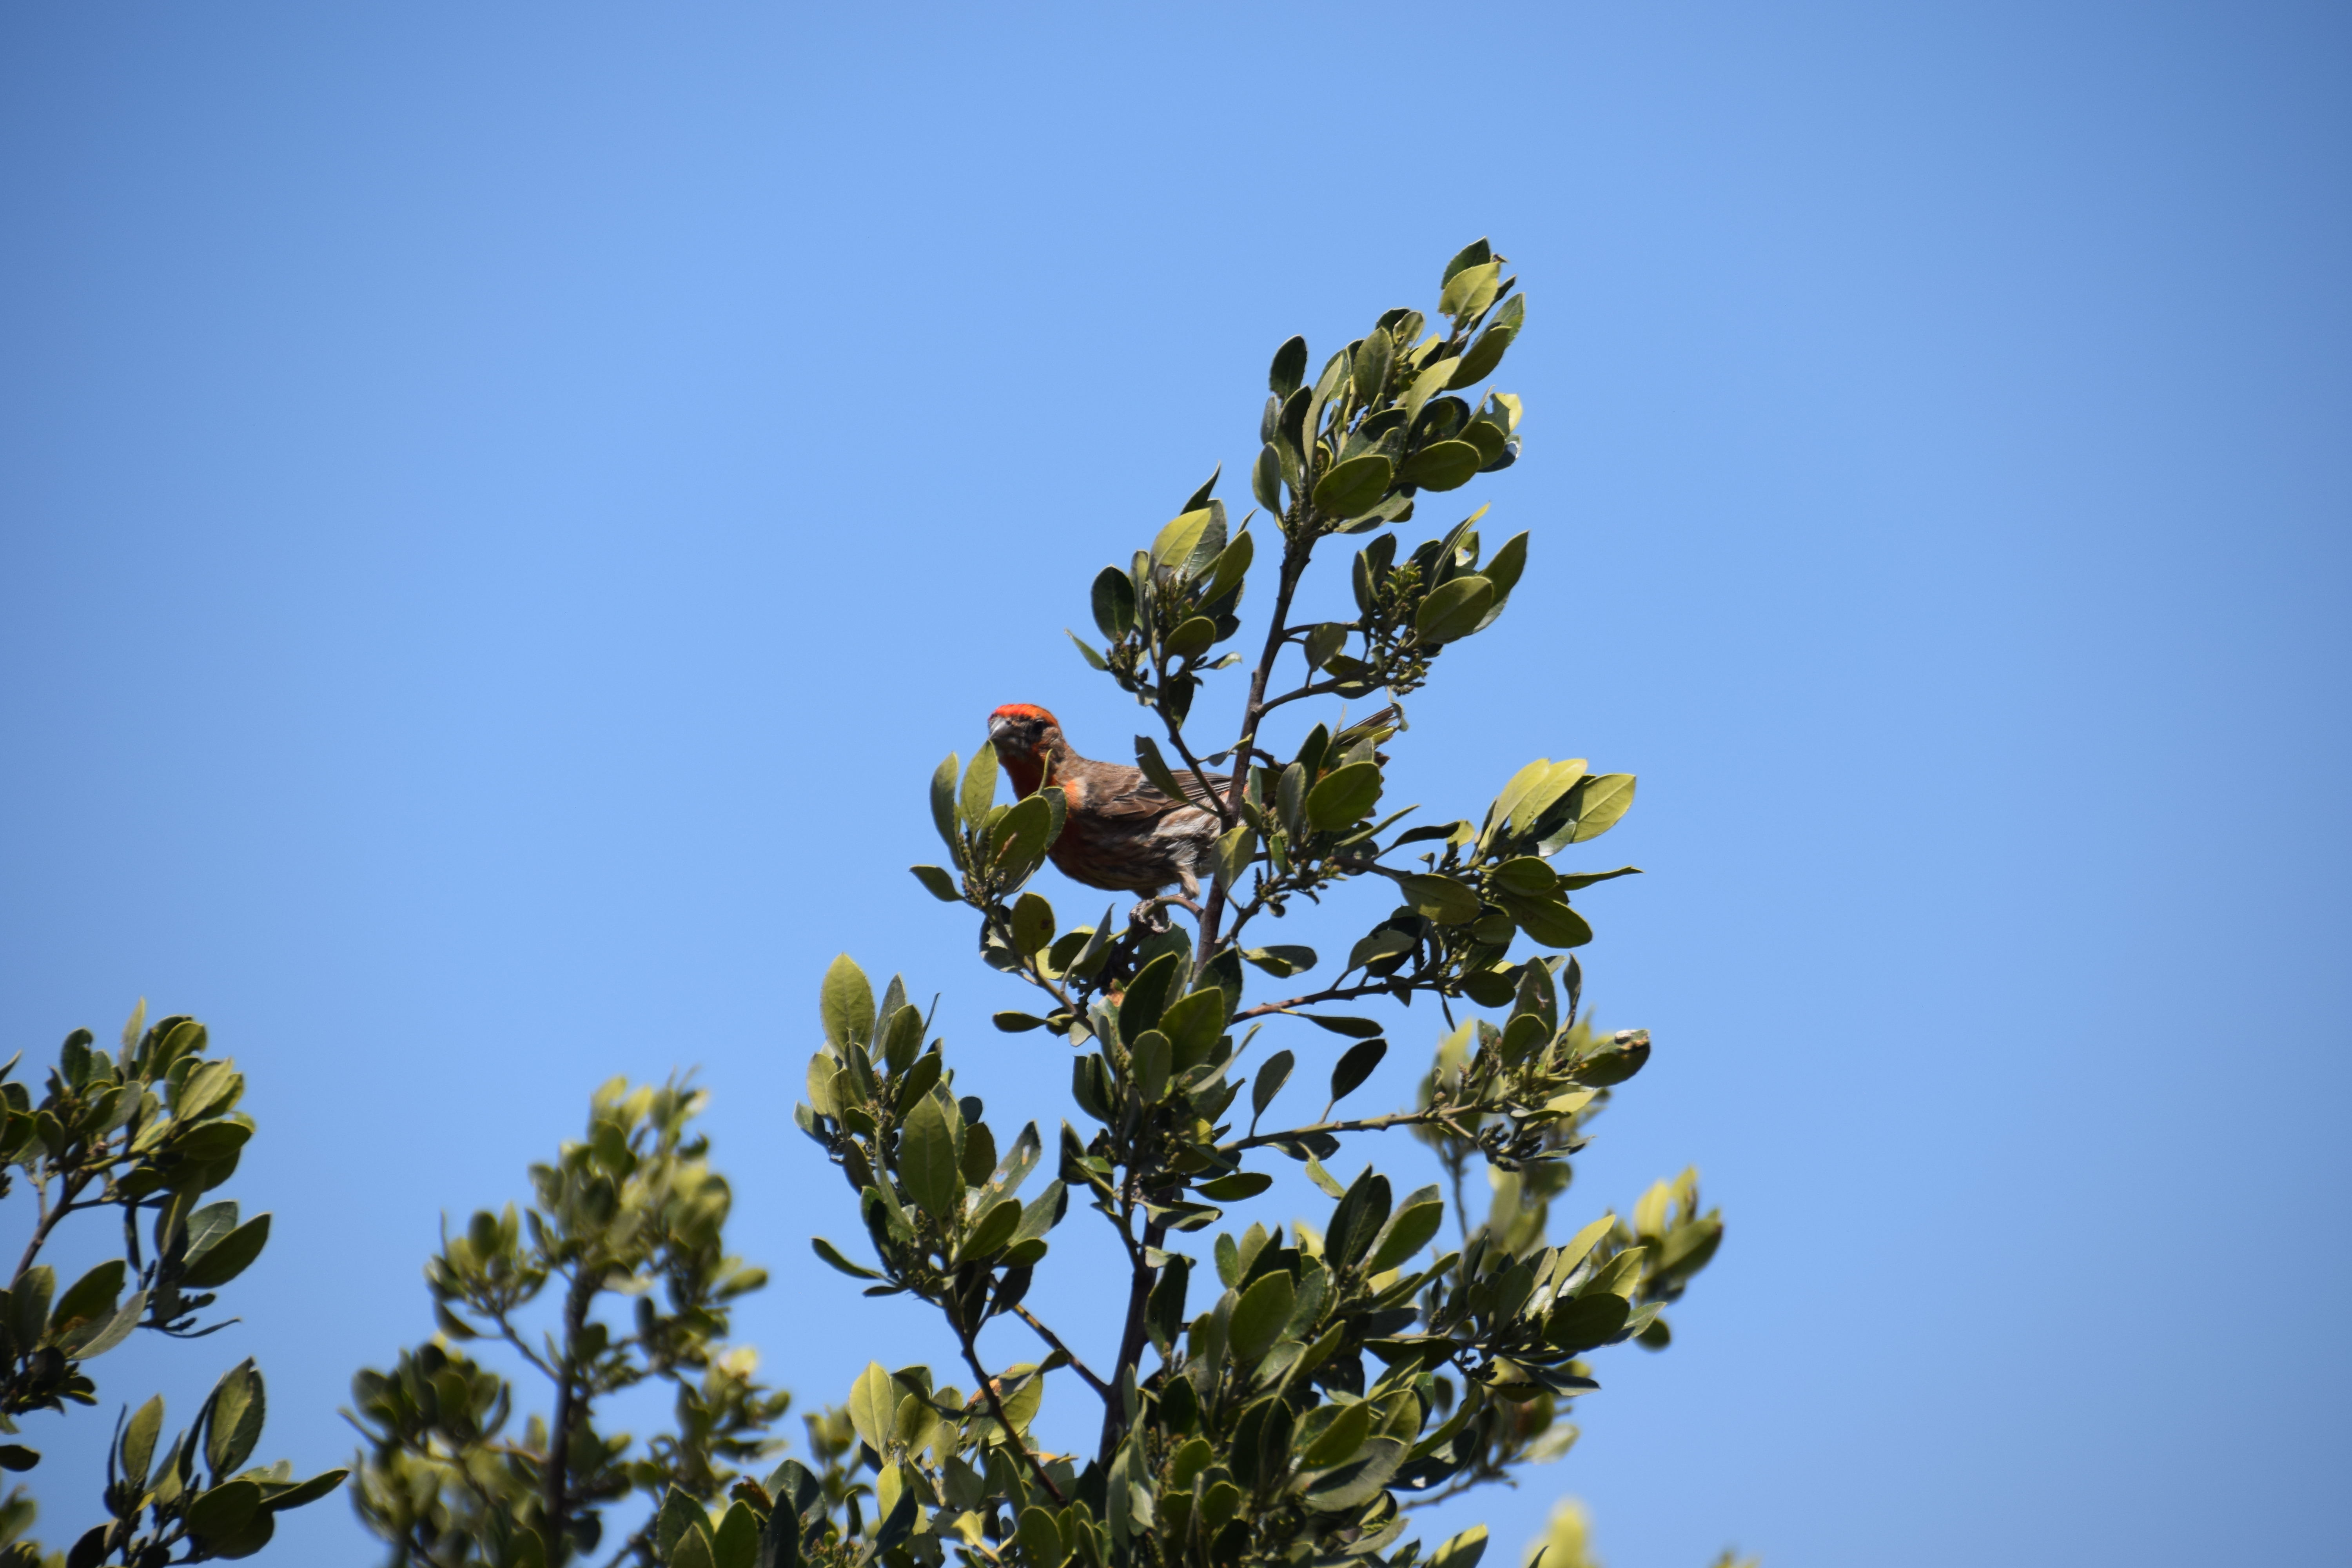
[{"left": 1328, "top": 1040, "right": 1388, "bottom": 1103}]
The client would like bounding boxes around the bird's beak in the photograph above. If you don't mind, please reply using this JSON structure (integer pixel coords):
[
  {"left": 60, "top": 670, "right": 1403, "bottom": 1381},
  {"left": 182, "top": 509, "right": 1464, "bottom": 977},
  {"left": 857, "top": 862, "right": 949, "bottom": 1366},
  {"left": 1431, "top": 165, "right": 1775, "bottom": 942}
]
[{"left": 988, "top": 713, "right": 1014, "bottom": 744}]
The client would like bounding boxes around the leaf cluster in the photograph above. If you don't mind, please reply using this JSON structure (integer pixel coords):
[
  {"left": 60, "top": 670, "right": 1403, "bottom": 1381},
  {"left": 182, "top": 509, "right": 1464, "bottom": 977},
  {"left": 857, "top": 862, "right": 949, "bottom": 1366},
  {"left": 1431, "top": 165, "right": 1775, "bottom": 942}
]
[
  {"left": 0, "top": 1006, "right": 342, "bottom": 1565},
  {"left": 348, "top": 1079, "right": 788, "bottom": 1568}
]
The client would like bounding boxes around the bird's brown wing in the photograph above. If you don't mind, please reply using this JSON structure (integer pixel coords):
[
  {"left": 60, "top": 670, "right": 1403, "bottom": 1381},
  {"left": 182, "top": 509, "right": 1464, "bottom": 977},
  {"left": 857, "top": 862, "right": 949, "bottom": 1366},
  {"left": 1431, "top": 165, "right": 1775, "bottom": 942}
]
[{"left": 1083, "top": 766, "right": 1229, "bottom": 821}]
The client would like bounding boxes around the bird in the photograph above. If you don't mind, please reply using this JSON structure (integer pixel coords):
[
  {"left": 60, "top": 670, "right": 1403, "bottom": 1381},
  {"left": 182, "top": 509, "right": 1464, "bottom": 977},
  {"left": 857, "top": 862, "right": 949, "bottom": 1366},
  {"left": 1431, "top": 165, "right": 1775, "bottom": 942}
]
[{"left": 986, "top": 704, "right": 1226, "bottom": 918}]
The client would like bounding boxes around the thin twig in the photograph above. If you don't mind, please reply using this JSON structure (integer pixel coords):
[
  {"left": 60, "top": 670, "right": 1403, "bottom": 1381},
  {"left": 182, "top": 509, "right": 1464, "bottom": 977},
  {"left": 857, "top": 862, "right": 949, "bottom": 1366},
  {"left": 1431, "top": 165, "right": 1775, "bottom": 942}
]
[
  {"left": 1218, "top": 1107, "right": 1443, "bottom": 1157},
  {"left": 1230, "top": 979, "right": 1412, "bottom": 1024},
  {"left": 1256, "top": 677, "right": 1349, "bottom": 717},
  {"left": 14, "top": 1174, "right": 89, "bottom": 1285},
  {"left": 1009, "top": 1306, "right": 1111, "bottom": 1401},
  {"left": 953, "top": 1323, "right": 1066, "bottom": 1504}
]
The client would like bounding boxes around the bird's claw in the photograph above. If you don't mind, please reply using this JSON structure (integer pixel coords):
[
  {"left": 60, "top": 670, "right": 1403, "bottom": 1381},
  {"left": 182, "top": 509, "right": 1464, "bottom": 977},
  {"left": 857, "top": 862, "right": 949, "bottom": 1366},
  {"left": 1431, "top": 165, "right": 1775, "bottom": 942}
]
[{"left": 1126, "top": 893, "right": 1205, "bottom": 934}]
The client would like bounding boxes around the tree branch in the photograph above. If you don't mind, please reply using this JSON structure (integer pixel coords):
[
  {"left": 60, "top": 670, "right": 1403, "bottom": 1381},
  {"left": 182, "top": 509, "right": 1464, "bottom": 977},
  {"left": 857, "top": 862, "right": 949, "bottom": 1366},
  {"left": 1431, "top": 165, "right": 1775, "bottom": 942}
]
[
  {"left": 1098, "top": 1215, "right": 1167, "bottom": 1463},
  {"left": 1158, "top": 699, "right": 1234, "bottom": 828},
  {"left": 14, "top": 1172, "right": 89, "bottom": 1285},
  {"left": 1218, "top": 1107, "right": 1445, "bottom": 1157},
  {"left": 1230, "top": 979, "right": 1417, "bottom": 1024},
  {"left": 1192, "top": 515, "right": 1315, "bottom": 984},
  {"left": 1008, "top": 1306, "right": 1111, "bottom": 1402},
  {"left": 539, "top": 1266, "right": 600, "bottom": 1548},
  {"left": 1256, "top": 677, "right": 1349, "bottom": 717},
  {"left": 953, "top": 1322, "right": 1066, "bottom": 1505}
]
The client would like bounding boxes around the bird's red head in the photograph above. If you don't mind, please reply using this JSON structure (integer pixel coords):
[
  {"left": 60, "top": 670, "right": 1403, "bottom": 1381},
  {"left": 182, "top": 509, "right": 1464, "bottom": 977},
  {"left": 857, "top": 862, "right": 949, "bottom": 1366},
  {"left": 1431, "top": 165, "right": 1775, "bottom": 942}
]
[{"left": 987, "top": 704, "right": 1067, "bottom": 795}]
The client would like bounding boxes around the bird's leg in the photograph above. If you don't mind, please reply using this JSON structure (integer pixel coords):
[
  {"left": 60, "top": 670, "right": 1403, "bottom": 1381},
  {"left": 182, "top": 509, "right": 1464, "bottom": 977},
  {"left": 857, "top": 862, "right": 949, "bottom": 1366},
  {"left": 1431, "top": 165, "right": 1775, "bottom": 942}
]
[{"left": 1127, "top": 887, "right": 1205, "bottom": 932}]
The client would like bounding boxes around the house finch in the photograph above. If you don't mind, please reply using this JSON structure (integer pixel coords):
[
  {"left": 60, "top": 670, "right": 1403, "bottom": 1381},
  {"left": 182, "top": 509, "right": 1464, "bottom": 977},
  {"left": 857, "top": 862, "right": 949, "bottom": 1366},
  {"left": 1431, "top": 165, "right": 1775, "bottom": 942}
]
[{"left": 987, "top": 705, "right": 1225, "bottom": 912}]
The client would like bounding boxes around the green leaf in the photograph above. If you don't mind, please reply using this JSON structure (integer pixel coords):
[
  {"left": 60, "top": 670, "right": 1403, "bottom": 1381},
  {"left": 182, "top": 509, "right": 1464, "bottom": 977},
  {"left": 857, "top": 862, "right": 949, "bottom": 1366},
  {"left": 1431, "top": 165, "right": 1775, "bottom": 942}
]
[
  {"left": 1304, "top": 1158, "right": 1346, "bottom": 1198},
  {"left": 1165, "top": 616, "right": 1217, "bottom": 660},
  {"left": 1447, "top": 323, "right": 1516, "bottom": 388},
  {"left": 1131, "top": 1030, "right": 1172, "bottom": 1105},
  {"left": 1400, "top": 357, "right": 1460, "bottom": 425},
  {"left": 930, "top": 754, "right": 962, "bottom": 855},
  {"left": 846, "top": 1362, "right": 897, "bottom": 1455},
  {"left": 47, "top": 1259, "right": 125, "bottom": 1341},
  {"left": 1560, "top": 774, "right": 1637, "bottom": 844},
  {"left": 670, "top": 1521, "right": 716, "bottom": 1568},
  {"left": 1304, "top": 762, "right": 1383, "bottom": 832},
  {"left": 1251, "top": 1051, "right": 1294, "bottom": 1119},
  {"left": 121, "top": 1395, "right": 164, "bottom": 1490},
  {"left": 1270, "top": 335, "right": 1309, "bottom": 397},
  {"left": 11, "top": 1267, "right": 51, "bottom": 1349},
  {"left": 259, "top": 1467, "right": 346, "bottom": 1514},
  {"left": 1019, "top": 1505, "right": 1068, "bottom": 1568},
  {"left": 990, "top": 792, "right": 1061, "bottom": 877},
  {"left": 1578, "top": 1245, "right": 1646, "bottom": 1300},
  {"left": 909, "top": 864, "right": 960, "bottom": 902},
  {"left": 1431, "top": 1523, "right": 1490, "bottom": 1568},
  {"left": 1366, "top": 1185, "right": 1446, "bottom": 1272},
  {"left": 1414, "top": 575, "right": 1495, "bottom": 645},
  {"left": 203, "top": 1359, "right": 266, "bottom": 1477},
  {"left": 1559, "top": 865, "right": 1642, "bottom": 890},
  {"left": 1396, "top": 440, "right": 1484, "bottom": 492},
  {"left": 1182, "top": 465, "right": 1223, "bottom": 515},
  {"left": 898, "top": 1096, "right": 961, "bottom": 1218},
  {"left": 1439, "top": 260, "right": 1502, "bottom": 321},
  {"left": 1328, "top": 1040, "right": 1387, "bottom": 1103},
  {"left": 1011, "top": 1180, "right": 1066, "bottom": 1247},
  {"left": 1240, "top": 946, "right": 1316, "bottom": 978},
  {"left": 181, "top": 1212, "right": 268, "bottom": 1289},
  {"left": 1196, "top": 1171, "right": 1272, "bottom": 1201},
  {"left": 182, "top": 1200, "right": 240, "bottom": 1259},
  {"left": 956, "top": 1198, "right": 1023, "bottom": 1264},
  {"left": 1545, "top": 1292, "right": 1632, "bottom": 1353},
  {"left": 758, "top": 1490, "right": 802, "bottom": 1568},
  {"left": 1301, "top": 1436, "right": 1406, "bottom": 1511},
  {"left": 819, "top": 955, "right": 875, "bottom": 1051},
  {"left": 959, "top": 746, "right": 1001, "bottom": 827},
  {"left": 1011, "top": 892, "right": 1055, "bottom": 955},
  {"left": 0, "top": 1447, "right": 34, "bottom": 1473},
  {"left": 77, "top": 1289, "right": 145, "bottom": 1358},
  {"left": 1347, "top": 929, "right": 1416, "bottom": 971},
  {"left": 1483, "top": 531, "right": 1529, "bottom": 598},
  {"left": 1119, "top": 952, "right": 1183, "bottom": 1037},
  {"left": 1397, "top": 874, "right": 1481, "bottom": 926},
  {"left": 1353, "top": 328, "right": 1394, "bottom": 408},
  {"left": 712, "top": 1502, "right": 761, "bottom": 1568},
  {"left": 1157, "top": 989, "right": 1227, "bottom": 1070},
  {"left": 1301, "top": 1014, "right": 1381, "bottom": 1038},
  {"left": 1499, "top": 758, "right": 1586, "bottom": 841},
  {"left": 1214, "top": 823, "right": 1257, "bottom": 889},
  {"left": 1229, "top": 1272, "right": 1296, "bottom": 1363},
  {"left": 1253, "top": 444, "right": 1284, "bottom": 516},
  {"left": 187, "top": 1479, "right": 261, "bottom": 1540},
  {"left": 1067, "top": 629, "right": 1109, "bottom": 670},
  {"left": 810, "top": 1237, "right": 882, "bottom": 1280},
  {"left": 1131, "top": 735, "right": 1196, "bottom": 806},
  {"left": 1313, "top": 455, "right": 1394, "bottom": 518},
  {"left": 1203, "top": 529, "right": 1255, "bottom": 602},
  {"left": 1439, "top": 239, "right": 1492, "bottom": 287},
  {"left": 992, "top": 1011, "right": 1048, "bottom": 1033},
  {"left": 1494, "top": 857, "right": 1559, "bottom": 898},
  {"left": 1498, "top": 895, "right": 1593, "bottom": 949},
  {"left": 1092, "top": 565, "right": 1137, "bottom": 640},
  {"left": 1569, "top": 1030, "right": 1651, "bottom": 1087},
  {"left": 1301, "top": 1401, "right": 1372, "bottom": 1469},
  {"left": 1153, "top": 507, "right": 1217, "bottom": 569},
  {"left": 1301, "top": 624, "right": 1349, "bottom": 673}
]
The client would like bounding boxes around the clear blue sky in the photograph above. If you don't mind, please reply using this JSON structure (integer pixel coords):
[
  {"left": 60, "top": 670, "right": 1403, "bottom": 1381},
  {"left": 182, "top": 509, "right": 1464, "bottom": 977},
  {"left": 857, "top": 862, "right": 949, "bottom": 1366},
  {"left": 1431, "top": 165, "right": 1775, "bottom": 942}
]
[{"left": 4, "top": 4, "right": 2346, "bottom": 1563}]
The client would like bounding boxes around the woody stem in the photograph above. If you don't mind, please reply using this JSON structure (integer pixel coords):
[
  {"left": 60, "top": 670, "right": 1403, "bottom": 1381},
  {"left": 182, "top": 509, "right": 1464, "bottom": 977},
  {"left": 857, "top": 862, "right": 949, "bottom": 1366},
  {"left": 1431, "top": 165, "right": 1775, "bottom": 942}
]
[{"left": 1193, "top": 522, "right": 1312, "bottom": 984}]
